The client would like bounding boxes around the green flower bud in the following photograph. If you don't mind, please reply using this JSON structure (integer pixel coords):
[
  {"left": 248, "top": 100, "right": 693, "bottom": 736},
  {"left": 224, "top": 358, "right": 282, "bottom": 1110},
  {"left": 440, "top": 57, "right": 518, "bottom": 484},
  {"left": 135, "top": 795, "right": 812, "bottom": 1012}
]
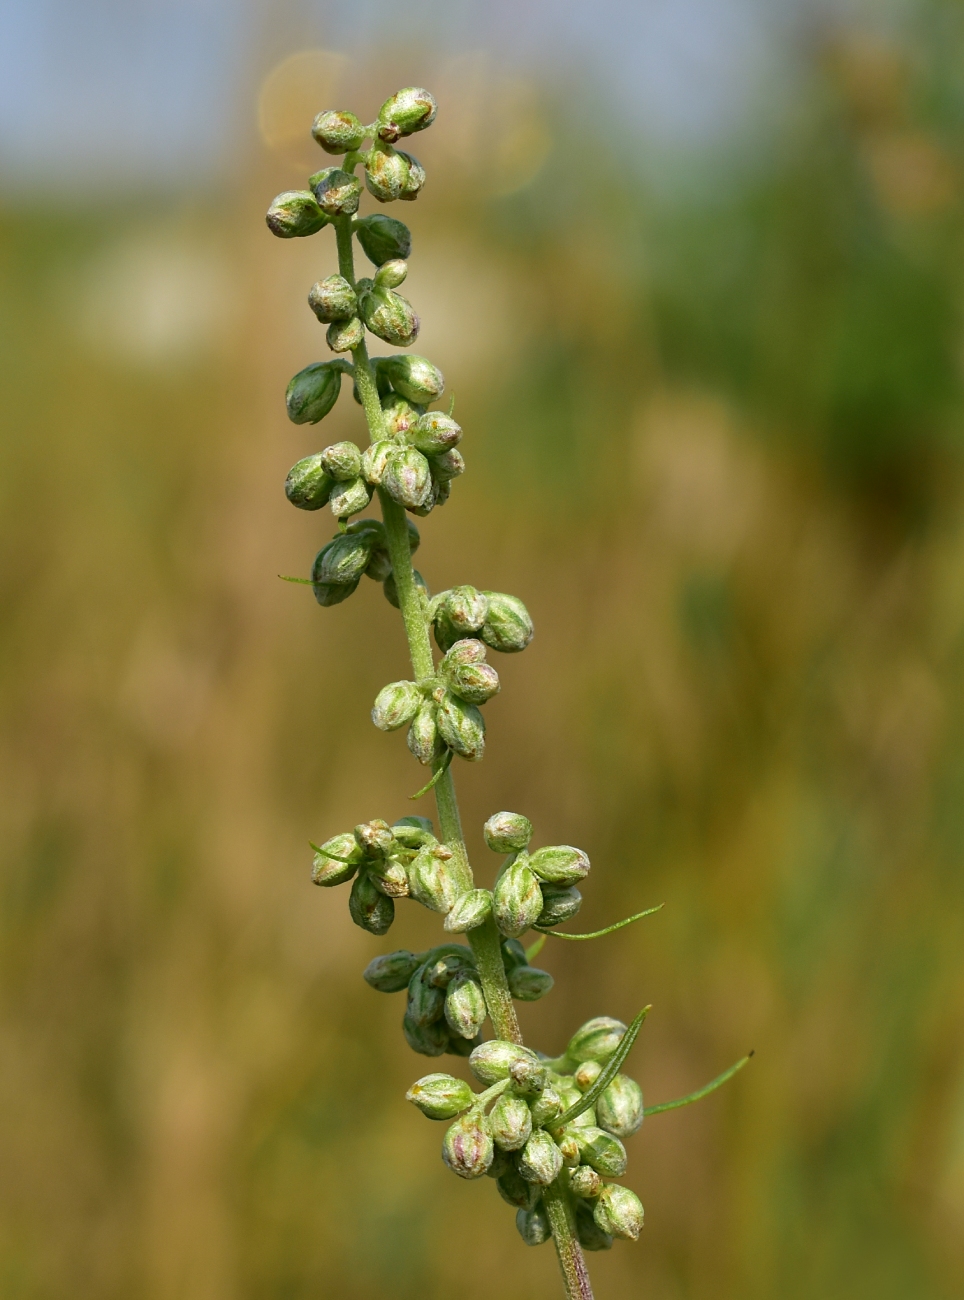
[
  {"left": 311, "top": 832, "right": 363, "bottom": 886},
  {"left": 403, "top": 1008, "right": 449, "bottom": 1057},
  {"left": 372, "top": 679, "right": 421, "bottom": 732},
  {"left": 353, "top": 817, "right": 396, "bottom": 856},
  {"left": 361, "top": 440, "right": 395, "bottom": 487},
  {"left": 313, "top": 532, "right": 373, "bottom": 587},
  {"left": 537, "top": 886, "right": 583, "bottom": 928},
  {"left": 528, "top": 845, "right": 591, "bottom": 887},
  {"left": 443, "top": 887, "right": 493, "bottom": 933},
  {"left": 489, "top": 1094, "right": 533, "bottom": 1152},
  {"left": 374, "top": 259, "right": 408, "bottom": 289},
  {"left": 500, "top": 937, "right": 529, "bottom": 970},
  {"left": 446, "top": 586, "right": 489, "bottom": 635},
  {"left": 383, "top": 353, "right": 444, "bottom": 404},
  {"left": 567, "top": 1017, "right": 627, "bottom": 1064},
  {"left": 354, "top": 213, "right": 412, "bottom": 266},
  {"left": 285, "top": 455, "right": 334, "bottom": 510},
  {"left": 308, "top": 275, "right": 357, "bottom": 323},
  {"left": 363, "top": 949, "right": 420, "bottom": 992},
  {"left": 406, "top": 1072, "right": 474, "bottom": 1120},
  {"left": 360, "top": 286, "right": 420, "bottom": 347},
  {"left": 555, "top": 1081, "right": 597, "bottom": 1127},
  {"left": 310, "top": 167, "right": 363, "bottom": 216},
  {"left": 529, "top": 1085, "right": 564, "bottom": 1127},
  {"left": 436, "top": 691, "right": 486, "bottom": 761},
  {"left": 377, "top": 88, "right": 438, "bottom": 142},
  {"left": 556, "top": 1129, "right": 582, "bottom": 1166},
  {"left": 516, "top": 1202, "right": 552, "bottom": 1246},
  {"left": 594, "top": 1184, "right": 644, "bottom": 1241},
  {"left": 480, "top": 591, "right": 534, "bottom": 654},
  {"left": 266, "top": 190, "right": 329, "bottom": 238},
  {"left": 444, "top": 974, "right": 487, "bottom": 1039},
  {"left": 406, "top": 697, "right": 442, "bottom": 764},
  {"left": 574, "top": 1127, "right": 628, "bottom": 1178},
  {"left": 493, "top": 859, "right": 543, "bottom": 938},
  {"left": 508, "top": 964, "right": 554, "bottom": 1001},
  {"left": 487, "top": 1148, "right": 513, "bottom": 1180},
  {"left": 596, "top": 1075, "right": 644, "bottom": 1139},
  {"left": 328, "top": 476, "right": 371, "bottom": 519},
  {"left": 428, "top": 449, "right": 465, "bottom": 481},
  {"left": 365, "top": 144, "right": 411, "bottom": 202},
  {"left": 510, "top": 1057, "right": 549, "bottom": 1097},
  {"left": 311, "top": 109, "right": 366, "bottom": 154},
  {"left": 319, "top": 441, "right": 362, "bottom": 481},
  {"left": 408, "top": 412, "right": 462, "bottom": 455},
  {"left": 446, "top": 660, "right": 500, "bottom": 706},
  {"left": 574, "top": 1060, "right": 603, "bottom": 1092},
  {"left": 518, "top": 1130, "right": 563, "bottom": 1186},
  {"left": 369, "top": 859, "right": 410, "bottom": 897},
  {"left": 365, "top": 545, "right": 392, "bottom": 582},
  {"left": 570, "top": 1165, "right": 602, "bottom": 1199},
  {"left": 484, "top": 812, "right": 534, "bottom": 853},
  {"left": 407, "top": 964, "right": 445, "bottom": 1026},
  {"left": 286, "top": 361, "right": 343, "bottom": 424},
  {"left": 425, "top": 952, "right": 472, "bottom": 987},
  {"left": 441, "top": 640, "right": 487, "bottom": 670},
  {"left": 397, "top": 150, "right": 426, "bottom": 200},
  {"left": 497, "top": 1164, "right": 540, "bottom": 1210},
  {"left": 382, "top": 447, "right": 432, "bottom": 511},
  {"left": 326, "top": 316, "right": 365, "bottom": 352},
  {"left": 468, "top": 1040, "right": 540, "bottom": 1085},
  {"left": 310, "top": 577, "right": 357, "bottom": 607},
  {"left": 391, "top": 814, "right": 435, "bottom": 846},
  {"left": 408, "top": 845, "right": 461, "bottom": 913},
  {"left": 443, "top": 1111, "right": 494, "bottom": 1180},
  {"left": 348, "top": 872, "right": 395, "bottom": 935},
  {"left": 380, "top": 392, "right": 421, "bottom": 437},
  {"left": 575, "top": 1198, "right": 613, "bottom": 1252}
]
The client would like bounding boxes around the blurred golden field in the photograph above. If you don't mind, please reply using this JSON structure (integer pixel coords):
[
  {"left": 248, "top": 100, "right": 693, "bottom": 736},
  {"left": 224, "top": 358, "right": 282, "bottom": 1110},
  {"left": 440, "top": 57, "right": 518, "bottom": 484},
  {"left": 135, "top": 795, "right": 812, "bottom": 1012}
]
[{"left": 2, "top": 14, "right": 964, "bottom": 1300}]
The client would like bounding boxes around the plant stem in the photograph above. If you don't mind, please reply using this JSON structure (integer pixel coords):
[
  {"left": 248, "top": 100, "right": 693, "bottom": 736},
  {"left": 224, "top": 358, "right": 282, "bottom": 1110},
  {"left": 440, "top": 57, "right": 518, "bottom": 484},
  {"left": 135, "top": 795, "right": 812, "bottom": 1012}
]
[{"left": 543, "top": 1182, "right": 594, "bottom": 1300}]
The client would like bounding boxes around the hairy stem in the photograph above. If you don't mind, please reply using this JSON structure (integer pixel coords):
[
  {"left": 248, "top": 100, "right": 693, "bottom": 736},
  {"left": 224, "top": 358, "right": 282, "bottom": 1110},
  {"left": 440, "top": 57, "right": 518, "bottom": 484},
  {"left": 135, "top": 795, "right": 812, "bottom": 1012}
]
[{"left": 543, "top": 1182, "right": 594, "bottom": 1300}]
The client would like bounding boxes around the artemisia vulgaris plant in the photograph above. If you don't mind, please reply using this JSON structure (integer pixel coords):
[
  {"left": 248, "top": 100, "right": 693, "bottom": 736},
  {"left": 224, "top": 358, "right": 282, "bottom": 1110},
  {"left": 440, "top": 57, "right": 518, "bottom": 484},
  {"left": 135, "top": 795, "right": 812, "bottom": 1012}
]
[{"left": 266, "top": 87, "right": 750, "bottom": 1300}]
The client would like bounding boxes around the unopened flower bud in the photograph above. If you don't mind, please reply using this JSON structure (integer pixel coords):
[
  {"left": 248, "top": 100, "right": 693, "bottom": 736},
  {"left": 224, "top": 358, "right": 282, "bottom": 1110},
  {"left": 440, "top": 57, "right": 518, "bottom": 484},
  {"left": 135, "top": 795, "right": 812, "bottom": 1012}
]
[
  {"left": 437, "top": 691, "right": 486, "bottom": 761},
  {"left": 446, "top": 660, "right": 500, "bottom": 705},
  {"left": 594, "top": 1184, "right": 644, "bottom": 1241},
  {"left": 365, "top": 546, "right": 392, "bottom": 582},
  {"left": 574, "top": 1127, "right": 628, "bottom": 1177},
  {"left": 576, "top": 1199, "right": 613, "bottom": 1252},
  {"left": 364, "top": 144, "right": 411, "bottom": 202},
  {"left": 425, "top": 952, "right": 471, "bottom": 987},
  {"left": 407, "top": 964, "right": 445, "bottom": 1026},
  {"left": 377, "top": 87, "right": 437, "bottom": 142},
  {"left": 385, "top": 566, "right": 429, "bottom": 610},
  {"left": 310, "top": 577, "right": 357, "bottom": 607},
  {"left": 406, "top": 1072, "right": 474, "bottom": 1120},
  {"left": 403, "top": 1009, "right": 449, "bottom": 1057},
  {"left": 381, "top": 446, "right": 432, "bottom": 510},
  {"left": 489, "top": 1094, "right": 533, "bottom": 1152},
  {"left": 556, "top": 1130, "right": 582, "bottom": 1166},
  {"left": 285, "top": 455, "right": 334, "bottom": 510},
  {"left": 380, "top": 392, "right": 421, "bottom": 436},
  {"left": 493, "top": 859, "right": 543, "bottom": 937},
  {"left": 516, "top": 1202, "right": 552, "bottom": 1246},
  {"left": 354, "top": 818, "right": 395, "bottom": 857},
  {"left": 354, "top": 213, "right": 412, "bottom": 266},
  {"left": 596, "top": 1075, "right": 644, "bottom": 1139},
  {"left": 372, "top": 679, "right": 421, "bottom": 732},
  {"left": 308, "top": 275, "right": 357, "bottom": 323},
  {"left": 320, "top": 441, "right": 362, "bottom": 481},
  {"left": 266, "top": 190, "right": 328, "bottom": 238},
  {"left": 361, "top": 439, "right": 395, "bottom": 486},
  {"left": 507, "top": 1059, "right": 547, "bottom": 1098},
  {"left": 428, "top": 449, "right": 465, "bottom": 481},
  {"left": 447, "top": 586, "right": 489, "bottom": 635},
  {"left": 537, "top": 886, "right": 583, "bottom": 927},
  {"left": 480, "top": 591, "right": 534, "bottom": 653},
  {"left": 484, "top": 812, "right": 533, "bottom": 853},
  {"left": 363, "top": 949, "right": 420, "bottom": 992},
  {"left": 497, "top": 1164, "right": 540, "bottom": 1210},
  {"left": 508, "top": 965, "right": 554, "bottom": 1001},
  {"left": 348, "top": 872, "right": 395, "bottom": 934},
  {"left": 444, "top": 974, "right": 487, "bottom": 1040},
  {"left": 391, "top": 814, "right": 434, "bottom": 847},
  {"left": 574, "top": 1060, "right": 603, "bottom": 1092},
  {"left": 310, "top": 167, "right": 363, "bottom": 216},
  {"left": 311, "top": 109, "right": 366, "bottom": 154},
  {"left": 406, "top": 698, "right": 442, "bottom": 764},
  {"left": 555, "top": 1081, "right": 596, "bottom": 1126},
  {"left": 567, "top": 1017, "right": 627, "bottom": 1064},
  {"left": 469, "top": 1040, "right": 540, "bottom": 1085},
  {"left": 313, "top": 532, "right": 373, "bottom": 587},
  {"left": 443, "top": 1112, "right": 494, "bottom": 1180},
  {"left": 518, "top": 1130, "right": 563, "bottom": 1186},
  {"left": 383, "top": 353, "right": 444, "bottom": 404},
  {"left": 500, "top": 938, "right": 529, "bottom": 970},
  {"left": 328, "top": 476, "right": 371, "bottom": 518},
  {"left": 286, "top": 361, "right": 343, "bottom": 424},
  {"left": 326, "top": 316, "right": 365, "bottom": 352},
  {"left": 408, "top": 845, "right": 461, "bottom": 913},
  {"left": 529, "top": 1085, "right": 564, "bottom": 1127},
  {"left": 570, "top": 1165, "right": 602, "bottom": 1199},
  {"left": 359, "top": 286, "right": 420, "bottom": 347},
  {"left": 529, "top": 845, "right": 591, "bottom": 887},
  {"left": 408, "top": 412, "right": 462, "bottom": 454},
  {"left": 311, "top": 832, "right": 363, "bottom": 886},
  {"left": 443, "top": 887, "right": 493, "bottom": 933},
  {"left": 398, "top": 151, "right": 425, "bottom": 199},
  {"left": 369, "top": 859, "right": 409, "bottom": 897}
]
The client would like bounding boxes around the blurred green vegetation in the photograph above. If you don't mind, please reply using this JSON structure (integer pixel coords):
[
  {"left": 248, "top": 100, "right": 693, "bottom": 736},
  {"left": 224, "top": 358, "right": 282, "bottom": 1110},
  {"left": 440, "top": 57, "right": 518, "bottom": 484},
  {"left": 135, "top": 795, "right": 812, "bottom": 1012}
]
[{"left": 3, "top": 17, "right": 964, "bottom": 1300}]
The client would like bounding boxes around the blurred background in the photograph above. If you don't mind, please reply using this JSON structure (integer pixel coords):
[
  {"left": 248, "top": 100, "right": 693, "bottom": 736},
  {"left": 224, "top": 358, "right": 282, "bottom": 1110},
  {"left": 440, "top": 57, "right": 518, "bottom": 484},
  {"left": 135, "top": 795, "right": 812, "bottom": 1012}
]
[{"left": 2, "top": 0, "right": 964, "bottom": 1297}]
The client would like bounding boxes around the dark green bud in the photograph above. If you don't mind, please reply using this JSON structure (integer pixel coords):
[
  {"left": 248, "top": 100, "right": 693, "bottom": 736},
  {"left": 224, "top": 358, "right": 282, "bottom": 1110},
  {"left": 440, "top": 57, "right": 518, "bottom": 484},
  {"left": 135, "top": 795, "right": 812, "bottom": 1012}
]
[
  {"left": 365, "top": 545, "right": 392, "bottom": 582},
  {"left": 442, "top": 1112, "right": 493, "bottom": 1180},
  {"left": 570, "top": 1165, "right": 602, "bottom": 1199},
  {"left": 320, "top": 441, "right": 362, "bottom": 480},
  {"left": 406, "top": 697, "right": 442, "bottom": 764},
  {"left": 518, "top": 1130, "right": 563, "bottom": 1186},
  {"left": 575, "top": 1199, "right": 613, "bottom": 1252},
  {"left": 480, "top": 591, "right": 534, "bottom": 654},
  {"left": 443, "top": 887, "right": 493, "bottom": 933},
  {"left": 436, "top": 691, "right": 486, "bottom": 761},
  {"left": 574, "top": 1060, "right": 603, "bottom": 1092},
  {"left": 310, "top": 167, "right": 363, "bottom": 216},
  {"left": 308, "top": 275, "right": 357, "bottom": 323},
  {"left": 408, "top": 412, "right": 462, "bottom": 454},
  {"left": 497, "top": 1164, "right": 540, "bottom": 1210},
  {"left": 500, "top": 938, "right": 528, "bottom": 969},
  {"left": 363, "top": 949, "right": 420, "bottom": 992},
  {"left": 487, "top": 1148, "right": 514, "bottom": 1181},
  {"left": 372, "top": 679, "right": 421, "bottom": 732},
  {"left": 311, "top": 832, "right": 363, "bottom": 886},
  {"left": 359, "top": 286, "right": 420, "bottom": 347},
  {"left": 365, "top": 143, "right": 411, "bottom": 202},
  {"left": 408, "top": 845, "right": 461, "bottom": 913},
  {"left": 425, "top": 952, "right": 472, "bottom": 987},
  {"left": 383, "top": 353, "right": 444, "bottom": 404},
  {"left": 493, "top": 859, "right": 543, "bottom": 938},
  {"left": 310, "top": 577, "right": 358, "bottom": 607},
  {"left": 380, "top": 392, "right": 421, "bottom": 437},
  {"left": 489, "top": 1094, "right": 533, "bottom": 1152},
  {"left": 377, "top": 87, "right": 438, "bottom": 142},
  {"left": 266, "top": 190, "right": 328, "bottom": 238},
  {"left": 446, "top": 660, "right": 500, "bottom": 706},
  {"left": 508, "top": 965, "right": 554, "bottom": 1001},
  {"left": 407, "top": 964, "right": 445, "bottom": 1027},
  {"left": 353, "top": 818, "right": 396, "bottom": 857},
  {"left": 285, "top": 454, "right": 333, "bottom": 510},
  {"left": 328, "top": 476, "right": 371, "bottom": 519},
  {"left": 529, "top": 1086, "right": 564, "bottom": 1127},
  {"left": 428, "top": 449, "right": 464, "bottom": 481},
  {"left": 510, "top": 1057, "right": 549, "bottom": 1096},
  {"left": 286, "top": 361, "right": 342, "bottom": 424},
  {"left": 354, "top": 213, "right": 412, "bottom": 266},
  {"left": 594, "top": 1184, "right": 644, "bottom": 1241},
  {"left": 312, "top": 532, "right": 373, "bottom": 587},
  {"left": 529, "top": 845, "right": 591, "bottom": 887},
  {"left": 397, "top": 150, "right": 426, "bottom": 200},
  {"left": 537, "top": 886, "right": 583, "bottom": 928},
  {"left": 574, "top": 1127, "right": 628, "bottom": 1178},
  {"left": 403, "top": 1008, "right": 449, "bottom": 1057},
  {"left": 444, "top": 974, "right": 487, "bottom": 1040},
  {"left": 469, "top": 1040, "right": 540, "bottom": 1085},
  {"left": 516, "top": 1202, "right": 552, "bottom": 1246},
  {"left": 374, "top": 259, "right": 408, "bottom": 289},
  {"left": 311, "top": 109, "right": 366, "bottom": 154},
  {"left": 382, "top": 447, "right": 432, "bottom": 511},
  {"left": 406, "top": 1072, "right": 474, "bottom": 1120},
  {"left": 596, "top": 1075, "right": 644, "bottom": 1139},
  {"left": 484, "top": 812, "right": 534, "bottom": 853},
  {"left": 326, "top": 316, "right": 365, "bottom": 352},
  {"left": 391, "top": 814, "right": 435, "bottom": 846},
  {"left": 348, "top": 872, "right": 395, "bottom": 934},
  {"left": 445, "top": 1029, "right": 482, "bottom": 1059},
  {"left": 361, "top": 440, "right": 395, "bottom": 487},
  {"left": 369, "top": 859, "right": 409, "bottom": 897},
  {"left": 567, "top": 1017, "right": 627, "bottom": 1064}
]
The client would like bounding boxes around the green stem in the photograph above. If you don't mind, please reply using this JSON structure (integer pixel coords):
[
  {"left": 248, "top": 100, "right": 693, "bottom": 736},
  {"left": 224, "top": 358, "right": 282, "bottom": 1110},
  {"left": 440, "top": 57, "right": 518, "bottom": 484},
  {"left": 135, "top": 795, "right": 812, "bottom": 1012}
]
[{"left": 543, "top": 1181, "right": 594, "bottom": 1300}]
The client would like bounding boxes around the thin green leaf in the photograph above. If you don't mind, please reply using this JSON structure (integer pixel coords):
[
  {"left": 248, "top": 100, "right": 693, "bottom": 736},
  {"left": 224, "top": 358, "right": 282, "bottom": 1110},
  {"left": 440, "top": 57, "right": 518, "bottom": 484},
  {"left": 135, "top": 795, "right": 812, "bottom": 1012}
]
[
  {"left": 279, "top": 574, "right": 315, "bottom": 585},
  {"left": 410, "top": 749, "right": 453, "bottom": 800},
  {"left": 308, "top": 840, "right": 356, "bottom": 864},
  {"left": 525, "top": 934, "right": 547, "bottom": 963},
  {"left": 643, "top": 1052, "right": 754, "bottom": 1117},
  {"left": 536, "top": 904, "right": 664, "bottom": 940},
  {"left": 447, "top": 393, "right": 456, "bottom": 417},
  {"left": 551, "top": 1006, "right": 651, "bottom": 1130}
]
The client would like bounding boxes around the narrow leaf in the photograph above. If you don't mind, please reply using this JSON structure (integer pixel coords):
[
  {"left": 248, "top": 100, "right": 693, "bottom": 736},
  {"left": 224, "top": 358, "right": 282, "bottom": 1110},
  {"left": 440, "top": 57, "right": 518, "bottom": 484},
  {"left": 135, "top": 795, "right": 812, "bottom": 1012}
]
[
  {"left": 410, "top": 749, "right": 453, "bottom": 800},
  {"left": 525, "top": 934, "right": 547, "bottom": 963},
  {"left": 308, "top": 840, "right": 355, "bottom": 864},
  {"left": 552, "top": 1006, "right": 651, "bottom": 1130},
  {"left": 536, "top": 904, "right": 663, "bottom": 940},
  {"left": 279, "top": 574, "right": 315, "bottom": 585},
  {"left": 644, "top": 1052, "right": 754, "bottom": 1117}
]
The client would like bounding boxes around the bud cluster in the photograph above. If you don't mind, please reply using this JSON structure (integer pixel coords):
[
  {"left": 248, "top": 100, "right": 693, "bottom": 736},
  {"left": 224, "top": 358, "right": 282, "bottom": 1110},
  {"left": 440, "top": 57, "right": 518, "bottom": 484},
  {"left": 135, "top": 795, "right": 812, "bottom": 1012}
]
[
  {"left": 301, "top": 516, "right": 420, "bottom": 606},
  {"left": 483, "top": 811, "right": 589, "bottom": 936},
  {"left": 430, "top": 586, "right": 534, "bottom": 654}
]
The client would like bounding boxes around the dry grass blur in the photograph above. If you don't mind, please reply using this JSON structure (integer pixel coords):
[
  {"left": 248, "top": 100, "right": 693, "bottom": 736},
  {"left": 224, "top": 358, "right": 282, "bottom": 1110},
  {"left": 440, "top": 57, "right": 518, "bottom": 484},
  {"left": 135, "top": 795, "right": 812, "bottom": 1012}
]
[{"left": 2, "top": 19, "right": 964, "bottom": 1300}]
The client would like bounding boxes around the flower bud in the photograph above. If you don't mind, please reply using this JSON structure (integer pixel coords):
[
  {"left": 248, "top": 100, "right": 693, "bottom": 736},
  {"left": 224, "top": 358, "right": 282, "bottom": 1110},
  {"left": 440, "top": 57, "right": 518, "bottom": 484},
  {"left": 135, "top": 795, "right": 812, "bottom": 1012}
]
[
  {"left": 397, "top": 150, "right": 426, "bottom": 200},
  {"left": 575, "top": 1199, "right": 613, "bottom": 1252},
  {"left": 266, "top": 190, "right": 329, "bottom": 238},
  {"left": 373, "top": 259, "right": 408, "bottom": 291},
  {"left": 570, "top": 1165, "right": 602, "bottom": 1199},
  {"left": 537, "top": 886, "right": 583, "bottom": 928},
  {"left": 500, "top": 938, "right": 528, "bottom": 970},
  {"left": 311, "top": 832, "right": 363, "bottom": 886},
  {"left": 360, "top": 286, "right": 420, "bottom": 347},
  {"left": 428, "top": 449, "right": 465, "bottom": 482},
  {"left": 310, "top": 577, "right": 357, "bottom": 607},
  {"left": 348, "top": 872, "right": 395, "bottom": 935},
  {"left": 365, "top": 546, "right": 392, "bottom": 582},
  {"left": 326, "top": 316, "right": 365, "bottom": 352},
  {"left": 369, "top": 859, "right": 409, "bottom": 897},
  {"left": 377, "top": 87, "right": 437, "bottom": 141},
  {"left": 468, "top": 1040, "right": 540, "bottom": 1085},
  {"left": 574, "top": 1060, "right": 603, "bottom": 1092},
  {"left": 516, "top": 1202, "right": 552, "bottom": 1246},
  {"left": 493, "top": 860, "right": 543, "bottom": 938},
  {"left": 497, "top": 1164, "right": 540, "bottom": 1210},
  {"left": 363, "top": 949, "right": 420, "bottom": 992},
  {"left": 529, "top": 1086, "right": 564, "bottom": 1127},
  {"left": 594, "top": 1185, "right": 644, "bottom": 1241},
  {"left": 556, "top": 1129, "right": 582, "bottom": 1166},
  {"left": 510, "top": 1056, "right": 549, "bottom": 1096},
  {"left": 408, "top": 845, "right": 461, "bottom": 913},
  {"left": 480, "top": 591, "right": 534, "bottom": 653},
  {"left": 285, "top": 455, "right": 334, "bottom": 511},
  {"left": 372, "top": 679, "right": 421, "bottom": 732},
  {"left": 365, "top": 144, "right": 411, "bottom": 202},
  {"left": 308, "top": 275, "right": 357, "bottom": 323},
  {"left": 353, "top": 818, "right": 396, "bottom": 857},
  {"left": 425, "top": 952, "right": 472, "bottom": 987},
  {"left": 406, "top": 698, "right": 442, "bottom": 765},
  {"left": 446, "top": 586, "right": 489, "bottom": 635},
  {"left": 444, "top": 974, "right": 487, "bottom": 1040},
  {"left": 385, "top": 566, "right": 429, "bottom": 610},
  {"left": 407, "top": 964, "right": 445, "bottom": 1026},
  {"left": 361, "top": 440, "right": 395, "bottom": 486},
  {"left": 489, "top": 1094, "right": 533, "bottom": 1152},
  {"left": 313, "top": 532, "right": 373, "bottom": 587},
  {"left": 443, "top": 1111, "right": 494, "bottom": 1180},
  {"left": 508, "top": 964, "right": 554, "bottom": 1002},
  {"left": 311, "top": 109, "right": 367, "bottom": 154},
  {"left": 354, "top": 213, "right": 412, "bottom": 266},
  {"left": 383, "top": 353, "right": 444, "bottom": 404},
  {"left": 596, "top": 1075, "right": 644, "bottom": 1139},
  {"left": 443, "top": 887, "right": 493, "bottom": 933},
  {"left": 555, "top": 1081, "right": 596, "bottom": 1127},
  {"left": 391, "top": 814, "right": 435, "bottom": 847},
  {"left": 286, "top": 361, "right": 343, "bottom": 424},
  {"left": 567, "top": 1017, "right": 627, "bottom": 1064},
  {"left": 380, "top": 393, "right": 421, "bottom": 437},
  {"left": 446, "top": 660, "right": 500, "bottom": 706},
  {"left": 403, "top": 1009, "right": 449, "bottom": 1057},
  {"left": 310, "top": 167, "right": 363, "bottom": 216},
  {"left": 319, "top": 441, "right": 362, "bottom": 481},
  {"left": 328, "top": 476, "right": 371, "bottom": 519},
  {"left": 436, "top": 691, "right": 486, "bottom": 761},
  {"left": 408, "top": 412, "right": 462, "bottom": 454},
  {"left": 484, "top": 812, "right": 534, "bottom": 853},
  {"left": 518, "top": 1130, "right": 563, "bottom": 1186},
  {"left": 381, "top": 446, "right": 432, "bottom": 511},
  {"left": 406, "top": 1072, "right": 474, "bottom": 1120},
  {"left": 528, "top": 845, "right": 591, "bottom": 887},
  {"left": 573, "top": 1127, "right": 628, "bottom": 1178}
]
